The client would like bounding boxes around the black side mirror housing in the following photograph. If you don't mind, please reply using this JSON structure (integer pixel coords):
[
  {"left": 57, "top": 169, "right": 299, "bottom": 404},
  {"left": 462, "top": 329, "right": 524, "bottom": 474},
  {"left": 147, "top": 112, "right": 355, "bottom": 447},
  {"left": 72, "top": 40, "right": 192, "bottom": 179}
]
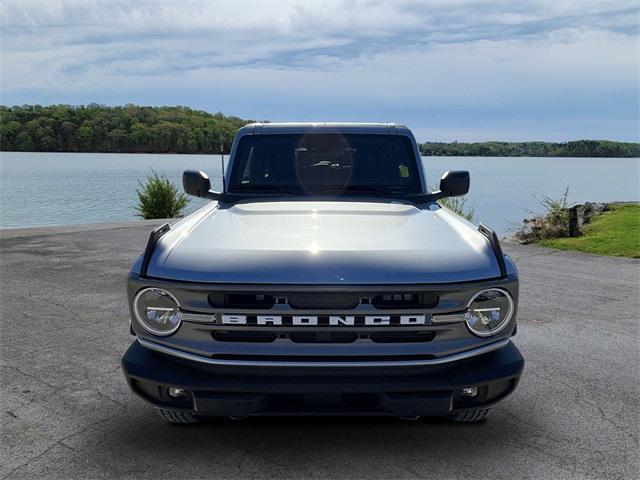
[
  {"left": 183, "top": 170, "right": 221, "bottom": 200},
  {"left": 437, "top": 170, "right": 470, "bottom": 198}
]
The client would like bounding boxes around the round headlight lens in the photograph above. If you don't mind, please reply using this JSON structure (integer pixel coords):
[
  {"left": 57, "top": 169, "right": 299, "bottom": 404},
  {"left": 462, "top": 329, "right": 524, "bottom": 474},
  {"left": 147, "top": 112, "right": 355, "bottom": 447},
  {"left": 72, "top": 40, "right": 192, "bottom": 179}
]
[
  {"left": 133, "top": 288, "right": 182, "bottom": 336},
  {"left": 465, "top": 288, "right": 514, "bottom": 337}
]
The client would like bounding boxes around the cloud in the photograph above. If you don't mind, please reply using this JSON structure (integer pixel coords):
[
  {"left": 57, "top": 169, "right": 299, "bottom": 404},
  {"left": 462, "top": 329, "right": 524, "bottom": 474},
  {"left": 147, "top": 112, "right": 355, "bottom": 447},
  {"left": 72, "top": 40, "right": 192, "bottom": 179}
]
[{"left": 1, "top": 0, "right": 638, "bottom": 140}]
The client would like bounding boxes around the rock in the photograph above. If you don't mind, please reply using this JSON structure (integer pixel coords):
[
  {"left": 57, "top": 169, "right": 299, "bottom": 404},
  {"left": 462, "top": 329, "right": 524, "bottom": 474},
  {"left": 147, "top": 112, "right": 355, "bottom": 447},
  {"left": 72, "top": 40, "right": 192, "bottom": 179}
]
[{"left": 579, "top": 202, "right": 608, "bottom": 225}]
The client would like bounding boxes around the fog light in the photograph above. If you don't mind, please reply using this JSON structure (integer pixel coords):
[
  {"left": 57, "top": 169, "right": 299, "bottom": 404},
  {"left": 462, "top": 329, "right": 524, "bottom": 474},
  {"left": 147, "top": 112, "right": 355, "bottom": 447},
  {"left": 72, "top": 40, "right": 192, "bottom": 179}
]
[
  {"left": 461, "top": 387, "right": 478, "bottom": 397},
  {"left": 168, "top": 387, "right": 187, "bottom": 398}
]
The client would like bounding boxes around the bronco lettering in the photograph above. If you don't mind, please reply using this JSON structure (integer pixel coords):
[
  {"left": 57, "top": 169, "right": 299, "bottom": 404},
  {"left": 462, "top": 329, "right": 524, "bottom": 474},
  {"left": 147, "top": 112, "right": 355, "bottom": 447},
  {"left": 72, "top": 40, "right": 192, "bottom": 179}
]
[{"left": 220, "top": 314, "right": 427, "bottom": 326}]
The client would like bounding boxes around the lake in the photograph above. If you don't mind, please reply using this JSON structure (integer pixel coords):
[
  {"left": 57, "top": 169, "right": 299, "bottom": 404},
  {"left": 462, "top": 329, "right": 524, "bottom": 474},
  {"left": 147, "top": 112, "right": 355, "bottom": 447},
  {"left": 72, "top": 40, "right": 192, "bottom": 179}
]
[{"left": 1, "top": 152, "right": 638, "bottom": 236}]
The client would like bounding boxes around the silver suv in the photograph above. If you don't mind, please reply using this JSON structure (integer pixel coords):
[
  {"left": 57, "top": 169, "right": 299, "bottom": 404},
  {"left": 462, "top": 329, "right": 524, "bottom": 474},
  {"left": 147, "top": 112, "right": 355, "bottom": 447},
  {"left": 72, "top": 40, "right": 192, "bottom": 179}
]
[{"left": 122, "top": 123, "right": 524, "bottom": 423}]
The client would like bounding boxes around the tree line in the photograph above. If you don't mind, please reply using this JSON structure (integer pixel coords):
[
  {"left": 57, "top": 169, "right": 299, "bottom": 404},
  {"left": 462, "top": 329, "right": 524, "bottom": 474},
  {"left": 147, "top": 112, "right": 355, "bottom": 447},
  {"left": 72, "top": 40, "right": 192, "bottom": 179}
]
[
  {"left": 420, "top": 140, "right": 639, "bottom": 158},
  {"left": 1, "top": 104, "right": 638, "bottom": 157},
  {"left": 0, "top": 104, "right": 252, "bottom": 154}
]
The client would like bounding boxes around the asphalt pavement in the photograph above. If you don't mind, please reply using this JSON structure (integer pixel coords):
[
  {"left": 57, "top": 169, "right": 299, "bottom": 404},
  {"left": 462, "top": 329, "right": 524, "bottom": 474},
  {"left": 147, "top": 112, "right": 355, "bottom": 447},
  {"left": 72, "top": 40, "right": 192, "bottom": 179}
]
[{"left": 1, "top": 221, "right": 638, "bottom": 479}]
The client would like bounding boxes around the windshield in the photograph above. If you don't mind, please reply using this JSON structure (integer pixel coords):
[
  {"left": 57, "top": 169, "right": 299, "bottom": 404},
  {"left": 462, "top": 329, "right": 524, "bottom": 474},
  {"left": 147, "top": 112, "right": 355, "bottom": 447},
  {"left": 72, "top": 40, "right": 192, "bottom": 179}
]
[{"left": 229, "top": 134, "right": 421, "bottom": 196}]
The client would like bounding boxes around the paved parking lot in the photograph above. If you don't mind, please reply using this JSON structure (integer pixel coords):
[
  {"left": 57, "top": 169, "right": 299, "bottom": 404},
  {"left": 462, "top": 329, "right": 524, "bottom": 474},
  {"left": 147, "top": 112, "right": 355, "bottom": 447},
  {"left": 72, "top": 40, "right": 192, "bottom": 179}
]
[{"left": 1, "top": 222, "right": 638, "bottom": 479}]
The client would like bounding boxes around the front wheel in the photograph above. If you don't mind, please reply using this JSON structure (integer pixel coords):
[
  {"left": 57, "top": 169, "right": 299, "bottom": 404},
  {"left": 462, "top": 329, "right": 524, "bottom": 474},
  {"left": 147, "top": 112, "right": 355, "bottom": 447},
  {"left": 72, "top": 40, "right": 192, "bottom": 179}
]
[
  {"left": 158, "top": 408, "right": 201, "bottom": 424},
  {"left": 450, "top": 408, "right": 492, "bottom": 423}
]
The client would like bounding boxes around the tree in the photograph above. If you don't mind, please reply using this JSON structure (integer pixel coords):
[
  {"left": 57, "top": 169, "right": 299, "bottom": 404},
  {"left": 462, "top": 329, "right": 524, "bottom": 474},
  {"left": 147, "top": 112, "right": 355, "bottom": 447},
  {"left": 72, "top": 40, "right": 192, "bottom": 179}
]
[
  {"left": 0, "top": 104, "right": 253, "bottom": 153},
  {"left": 420, "top": 140, "right": 639, "bottom": 157}
]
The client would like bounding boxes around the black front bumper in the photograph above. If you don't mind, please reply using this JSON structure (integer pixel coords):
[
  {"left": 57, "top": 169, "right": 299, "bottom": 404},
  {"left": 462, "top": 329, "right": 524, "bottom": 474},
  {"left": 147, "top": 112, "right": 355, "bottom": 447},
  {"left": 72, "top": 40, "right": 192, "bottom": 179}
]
[{"left": 122, "top": 340, "right": 524, "bottom": 417}]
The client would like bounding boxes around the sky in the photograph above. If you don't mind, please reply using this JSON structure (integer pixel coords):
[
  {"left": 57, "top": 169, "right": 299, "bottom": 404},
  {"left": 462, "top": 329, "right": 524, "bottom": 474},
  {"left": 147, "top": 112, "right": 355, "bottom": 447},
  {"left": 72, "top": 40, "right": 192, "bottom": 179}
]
[{"left": 1, "top": 0, "right": 639, "bottom": 142}]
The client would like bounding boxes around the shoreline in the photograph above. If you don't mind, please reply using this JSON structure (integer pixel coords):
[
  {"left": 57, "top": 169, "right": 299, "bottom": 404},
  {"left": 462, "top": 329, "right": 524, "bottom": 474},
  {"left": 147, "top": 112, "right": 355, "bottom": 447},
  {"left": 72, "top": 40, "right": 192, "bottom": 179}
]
[{"left": 2, "top": 150, "right": 639, "bottom": 159}]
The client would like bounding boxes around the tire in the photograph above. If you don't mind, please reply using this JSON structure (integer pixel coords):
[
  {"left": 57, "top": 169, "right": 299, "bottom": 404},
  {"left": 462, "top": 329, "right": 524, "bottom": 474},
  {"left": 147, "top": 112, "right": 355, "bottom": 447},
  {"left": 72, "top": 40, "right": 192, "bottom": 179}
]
[
  {"left": 450, "top": 408, "right": 492, "bottom": 423},
  {"left": 158, "top": 408, "right": 201, "bottom": 424}
]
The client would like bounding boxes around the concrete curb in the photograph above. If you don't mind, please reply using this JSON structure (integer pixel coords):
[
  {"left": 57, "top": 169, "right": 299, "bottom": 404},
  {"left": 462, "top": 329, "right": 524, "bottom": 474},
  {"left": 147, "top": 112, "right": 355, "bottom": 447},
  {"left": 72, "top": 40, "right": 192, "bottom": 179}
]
[{"left": 0, "top": 219, "right": 175, "bottom": 240}]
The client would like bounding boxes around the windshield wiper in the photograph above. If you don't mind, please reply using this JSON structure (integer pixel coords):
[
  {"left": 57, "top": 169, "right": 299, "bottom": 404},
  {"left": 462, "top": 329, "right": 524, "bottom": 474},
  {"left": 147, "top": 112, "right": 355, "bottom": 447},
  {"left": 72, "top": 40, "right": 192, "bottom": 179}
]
[
  {"left": 230, "top": 185, "right": 297, "bottom": 195},
  {"left": 340, "top": 185, "right": 405, "bottom": 196},
  {"left": 229, "top": 184, "right": 415, "bottom": 200}
]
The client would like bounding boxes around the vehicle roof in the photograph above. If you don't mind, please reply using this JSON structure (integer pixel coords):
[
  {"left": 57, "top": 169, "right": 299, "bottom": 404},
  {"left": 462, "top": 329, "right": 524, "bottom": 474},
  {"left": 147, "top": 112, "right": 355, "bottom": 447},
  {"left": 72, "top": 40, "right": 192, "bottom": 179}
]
[{"left": 238, "top": 122, "right": 411, "bottom": 135}]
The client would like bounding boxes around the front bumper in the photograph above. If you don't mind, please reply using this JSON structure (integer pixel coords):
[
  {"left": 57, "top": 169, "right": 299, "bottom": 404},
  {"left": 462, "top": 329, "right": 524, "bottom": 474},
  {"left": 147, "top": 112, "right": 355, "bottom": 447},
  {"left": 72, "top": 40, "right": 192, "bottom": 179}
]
[{"left": 122, "top": 340, "right": 524, "bottom": 417}]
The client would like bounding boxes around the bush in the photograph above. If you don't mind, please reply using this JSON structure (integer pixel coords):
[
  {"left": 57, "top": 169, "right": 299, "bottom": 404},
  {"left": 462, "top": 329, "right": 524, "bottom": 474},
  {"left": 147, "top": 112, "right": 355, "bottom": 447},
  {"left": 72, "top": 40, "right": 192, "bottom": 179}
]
[
  {"left": 438, "top": 196, "right": 475, "bottom": 222},
  {"left": 136, "top": 171, "right": 189, "bottom": 219},
  {"left": 429, "top": 182, "right": 475, "bottom": 222},
  {"left": 536, "top": 186, "right": 571, "bottom": 236},
  {"left": 516, "top": 186, "right": 574, "bottom": 242}
]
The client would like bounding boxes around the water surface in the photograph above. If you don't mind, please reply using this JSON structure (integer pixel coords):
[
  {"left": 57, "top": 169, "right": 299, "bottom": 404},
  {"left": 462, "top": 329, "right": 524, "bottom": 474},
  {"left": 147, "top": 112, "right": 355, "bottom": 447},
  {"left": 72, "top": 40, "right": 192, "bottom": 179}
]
[{"left": 1, "top": 152, "right": 638, "bottom": 236}]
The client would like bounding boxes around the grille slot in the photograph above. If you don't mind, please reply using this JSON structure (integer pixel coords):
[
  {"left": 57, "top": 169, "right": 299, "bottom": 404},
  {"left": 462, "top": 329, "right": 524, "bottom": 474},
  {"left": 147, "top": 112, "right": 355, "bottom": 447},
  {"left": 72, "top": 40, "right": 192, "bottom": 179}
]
[
  {"left": 209, "top": 293, "right": 276, "bottom": 309},
  {"left": 212, "top": 331, "right": 277, "bottom": 343},
  {"left": 369, "top": 331, "right": 435, "bottom": 343},
  {"left": 287, "top": 294, "right": 360, "bottom": 310},
  {"left": 289, "top": 332, "right": 358, "bottom": 344},
  {"left": 371, "top": 293, "right": 438, "bottom": 309}
]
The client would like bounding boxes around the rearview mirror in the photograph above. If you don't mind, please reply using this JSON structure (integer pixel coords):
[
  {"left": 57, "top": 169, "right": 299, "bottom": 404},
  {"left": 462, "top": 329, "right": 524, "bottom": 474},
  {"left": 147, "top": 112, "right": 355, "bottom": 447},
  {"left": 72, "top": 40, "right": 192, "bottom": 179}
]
[
  {"left": 437, "top": 170, "right": 470, "bottom": 198},
  {"left": 183, "top": 170, "right": 221, "bottom": 200}
]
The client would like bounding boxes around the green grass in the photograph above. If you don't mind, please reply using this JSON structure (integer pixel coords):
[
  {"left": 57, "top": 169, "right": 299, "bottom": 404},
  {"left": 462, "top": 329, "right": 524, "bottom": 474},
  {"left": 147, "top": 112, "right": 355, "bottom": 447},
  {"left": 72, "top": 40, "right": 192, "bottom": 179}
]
[{"left": 539, "top": 204, "right": 640, "bottom": 258}]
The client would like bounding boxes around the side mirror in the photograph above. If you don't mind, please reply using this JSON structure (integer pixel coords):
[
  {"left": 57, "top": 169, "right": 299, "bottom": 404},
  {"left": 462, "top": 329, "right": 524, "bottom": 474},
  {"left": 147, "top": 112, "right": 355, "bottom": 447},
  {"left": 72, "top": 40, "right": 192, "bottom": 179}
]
[
  {"left": 183, "top": 170, "right": 221, "bottom": 200},
  {"left": 437, "top": 170, "right": 469, "bottom": 198}
]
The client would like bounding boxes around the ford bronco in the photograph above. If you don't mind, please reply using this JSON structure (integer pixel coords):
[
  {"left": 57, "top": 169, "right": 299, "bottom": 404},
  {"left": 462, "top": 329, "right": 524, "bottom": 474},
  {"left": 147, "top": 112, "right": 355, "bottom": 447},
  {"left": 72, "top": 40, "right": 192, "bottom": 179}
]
[{"left": 122, "top": 123, "right": 524, "bottom": 423}]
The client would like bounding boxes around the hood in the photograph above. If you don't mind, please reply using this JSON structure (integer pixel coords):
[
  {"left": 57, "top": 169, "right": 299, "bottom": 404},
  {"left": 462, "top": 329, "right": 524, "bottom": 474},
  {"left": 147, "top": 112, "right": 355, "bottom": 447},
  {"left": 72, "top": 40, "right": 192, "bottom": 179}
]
[{"left": 145, "top": 201, "right": 501, "bottom": 284}]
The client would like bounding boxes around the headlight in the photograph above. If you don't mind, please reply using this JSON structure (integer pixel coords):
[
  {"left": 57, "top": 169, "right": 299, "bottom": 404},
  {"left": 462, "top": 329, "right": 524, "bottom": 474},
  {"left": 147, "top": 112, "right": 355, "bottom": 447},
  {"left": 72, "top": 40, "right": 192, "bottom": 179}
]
[
  {"left": 465, "top": 288, "right": 514, "bottom": 337},
  {"left": 133, "top": 287, "right": 182, "bottom": 336}
]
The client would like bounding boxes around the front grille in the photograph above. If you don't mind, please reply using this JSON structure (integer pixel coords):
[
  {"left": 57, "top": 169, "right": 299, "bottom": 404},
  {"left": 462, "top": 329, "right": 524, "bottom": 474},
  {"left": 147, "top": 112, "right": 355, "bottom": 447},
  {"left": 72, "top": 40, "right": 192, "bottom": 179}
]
[{"left": 201, "top": 289, "right": 444, "bottom": 347}]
